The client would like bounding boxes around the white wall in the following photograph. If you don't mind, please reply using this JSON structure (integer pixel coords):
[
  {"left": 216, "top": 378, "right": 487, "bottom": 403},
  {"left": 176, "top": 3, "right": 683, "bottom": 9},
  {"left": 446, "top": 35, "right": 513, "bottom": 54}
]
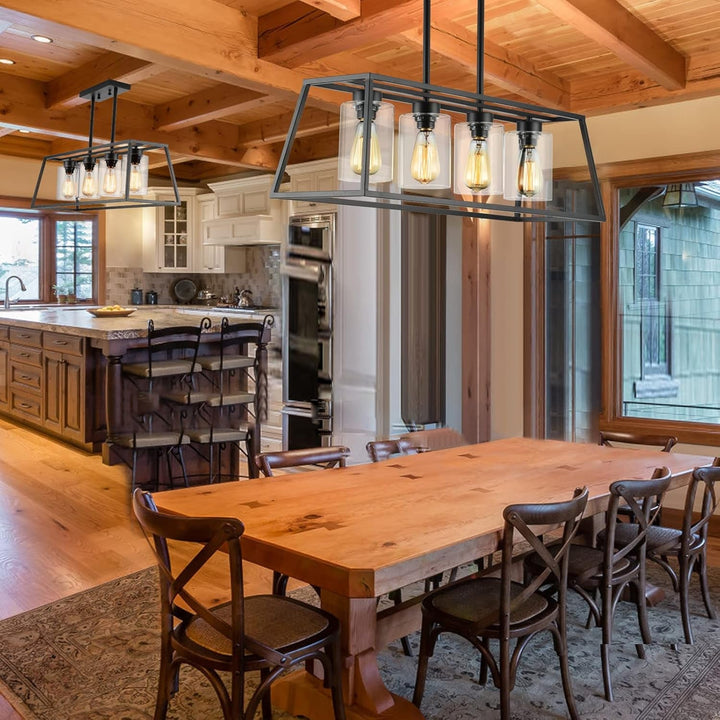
[{"left": 0, "top": 155, "right": 56, "bottom": 199}]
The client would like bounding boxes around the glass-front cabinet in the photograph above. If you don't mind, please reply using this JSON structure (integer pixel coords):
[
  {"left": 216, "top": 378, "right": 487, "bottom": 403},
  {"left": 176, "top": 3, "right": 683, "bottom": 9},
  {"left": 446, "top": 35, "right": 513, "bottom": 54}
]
[{"left": 145, "top": 189, "right": 198, "bottom": 273}]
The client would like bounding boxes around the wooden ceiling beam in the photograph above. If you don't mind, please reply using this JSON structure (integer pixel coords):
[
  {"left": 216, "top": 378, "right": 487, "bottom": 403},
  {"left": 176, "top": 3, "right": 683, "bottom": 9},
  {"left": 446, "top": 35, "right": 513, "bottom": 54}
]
[
  {"left": 300, "top": 0, "right": 361, "bottom": 22},
  {"left": 536, "top": 0, "right": 686, "bottom": 91},
  {"left": 258, "top": 0, "right": 458, "bottom": 68},
  {"left": 236, "top": 107, "right": 340, "bottom": 146},
  {"left": 0, "top": 0, "right": 334, "bottom": 108},
  {"left": 153, "top": 85, "right": 270, "bottom": 132},
  {"left": 46, "top": 52, "right": 163, "bottom": 109},
  {"left": 0, "top": 74, "right": 277, "bottom": 170},
  {"left": 0, "top": 136, "right": 53, "bottom": 160},
  {"left": 571, "top": 50, "right": 720, "bottom": 114},
  {"left": 400, "top": 20, "right": 570, "bottom": 108}
]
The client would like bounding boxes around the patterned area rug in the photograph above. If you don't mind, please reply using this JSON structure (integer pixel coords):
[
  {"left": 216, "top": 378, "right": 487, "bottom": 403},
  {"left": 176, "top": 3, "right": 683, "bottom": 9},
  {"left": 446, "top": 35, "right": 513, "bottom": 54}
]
[{"left": 0, "top": 565, "right": 719, "bottom": 719}]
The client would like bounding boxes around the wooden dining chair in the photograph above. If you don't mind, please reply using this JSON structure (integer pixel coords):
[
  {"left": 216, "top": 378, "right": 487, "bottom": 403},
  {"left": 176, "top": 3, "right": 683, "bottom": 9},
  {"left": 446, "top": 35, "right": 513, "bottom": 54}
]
[
  {"left": 132, "top": 489, "right": 346, "bottom": 720},
  {"left": 365, "top": 437, "right": 419, "bottom": 463},
  {"left": 400, "top": 427, "right": 468, "bottom": 453},
  {"left": 599, "top": 430, "right": 678, "bottom": 453},
  {"left": 256, "top": 445, "right": 351, "bottom": 595},
  {"left": 413, "top": 487, "right": 589, "bottom": 720},
  {"left": 527, "top": 466, "right": 672, "bottom": 702},
  {"left": 608, "top": 460, "right": 720, "bottom": 644}
]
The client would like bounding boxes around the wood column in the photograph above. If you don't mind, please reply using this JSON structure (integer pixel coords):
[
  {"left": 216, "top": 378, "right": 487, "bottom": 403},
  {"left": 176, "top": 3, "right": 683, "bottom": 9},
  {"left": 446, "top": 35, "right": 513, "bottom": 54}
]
[{"left": 461, "top": 217, "right": 491, "bottom": 443}]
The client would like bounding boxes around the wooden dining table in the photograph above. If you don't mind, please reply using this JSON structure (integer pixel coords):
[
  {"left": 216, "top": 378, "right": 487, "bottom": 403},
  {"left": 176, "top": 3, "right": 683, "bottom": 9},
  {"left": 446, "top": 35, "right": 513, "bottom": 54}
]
[{"left": 153, "top": 437, "right": 713, "bottom": 720}]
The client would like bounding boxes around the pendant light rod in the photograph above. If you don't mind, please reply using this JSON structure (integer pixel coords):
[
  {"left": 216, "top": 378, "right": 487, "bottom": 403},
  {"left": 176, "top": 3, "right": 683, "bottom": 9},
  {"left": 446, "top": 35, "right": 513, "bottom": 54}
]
[
  {"left": 109, "top": 84, "right": 118, "bottom": 145},
  {"left": 87, "top": 94, "right": 96, "bottom": 150},
  {"left": 422, "top": 0, "right": 430, "bottom": 85},
  {"left": 477, "top": 0, "right": 484, "bottom": 96}
]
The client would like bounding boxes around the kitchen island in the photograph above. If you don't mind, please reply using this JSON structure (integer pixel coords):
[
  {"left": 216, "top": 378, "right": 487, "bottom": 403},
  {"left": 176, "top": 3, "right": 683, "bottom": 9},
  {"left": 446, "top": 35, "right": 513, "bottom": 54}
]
[{"left": 0, "top": 306, "right": 274, "bottom": 466}]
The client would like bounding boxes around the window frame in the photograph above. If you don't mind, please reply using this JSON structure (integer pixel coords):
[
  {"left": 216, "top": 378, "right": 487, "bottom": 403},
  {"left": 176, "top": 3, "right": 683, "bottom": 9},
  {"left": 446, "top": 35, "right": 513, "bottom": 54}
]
[
  {"left": 601, "top": 154, "right": 720, "bottom": 445},
  {"left": 0, "top": 197, "right": 105, "bottom": 306}
]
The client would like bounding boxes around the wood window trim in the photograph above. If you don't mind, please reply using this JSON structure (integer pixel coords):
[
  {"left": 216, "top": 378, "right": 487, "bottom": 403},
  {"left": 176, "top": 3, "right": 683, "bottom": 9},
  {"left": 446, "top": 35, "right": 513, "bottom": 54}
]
[
  {"left": 525, "top": 150, "right": 720, "bottom": 445},
  {"left": 0, "top": 195, "right": 106, "bottom": 304}
]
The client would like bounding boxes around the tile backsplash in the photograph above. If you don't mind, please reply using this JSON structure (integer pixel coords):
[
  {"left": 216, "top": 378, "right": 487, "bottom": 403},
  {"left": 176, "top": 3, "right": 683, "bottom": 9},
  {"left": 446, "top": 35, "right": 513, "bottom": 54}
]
[{"left": 106, "top": 245, "right": 281, "bottom": 307}]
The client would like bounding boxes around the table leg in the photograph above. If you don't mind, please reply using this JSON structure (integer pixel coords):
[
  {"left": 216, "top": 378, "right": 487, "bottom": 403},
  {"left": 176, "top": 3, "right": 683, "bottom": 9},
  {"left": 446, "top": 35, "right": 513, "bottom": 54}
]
[{"left": 272, "top": 591, "right": 424, "bottom": 720}]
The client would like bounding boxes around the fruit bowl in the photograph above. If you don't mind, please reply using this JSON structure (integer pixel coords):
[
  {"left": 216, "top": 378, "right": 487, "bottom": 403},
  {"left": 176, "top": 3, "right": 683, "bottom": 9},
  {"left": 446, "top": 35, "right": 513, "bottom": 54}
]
[{"left": 87, "top": 307, "right": 136, "bottom": 318}]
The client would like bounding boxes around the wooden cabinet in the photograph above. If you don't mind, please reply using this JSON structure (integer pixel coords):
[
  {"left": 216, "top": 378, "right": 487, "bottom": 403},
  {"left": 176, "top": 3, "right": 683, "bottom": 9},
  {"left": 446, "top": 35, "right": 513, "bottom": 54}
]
[
  {"left": 207, "top": 176, "right": 274, "bottom": 218},
  {"left": 0, "top": 324, "right": 100, "bottom": 451},
  {"left": 43, "top": 332, "right": 85, "bottom": 444}
]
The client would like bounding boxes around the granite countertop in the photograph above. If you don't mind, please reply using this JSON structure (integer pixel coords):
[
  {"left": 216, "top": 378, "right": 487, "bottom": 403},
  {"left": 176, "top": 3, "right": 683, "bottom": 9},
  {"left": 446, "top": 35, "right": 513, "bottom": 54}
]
[{"left": 0, "top": 306, "right": 278, "bottom": 340}]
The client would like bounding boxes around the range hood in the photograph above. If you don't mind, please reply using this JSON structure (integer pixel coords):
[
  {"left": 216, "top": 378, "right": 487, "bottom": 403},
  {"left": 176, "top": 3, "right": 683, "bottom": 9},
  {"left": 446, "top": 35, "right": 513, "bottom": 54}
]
[{"left": 202, "top": 216, "right": 282, "bottom": 246}]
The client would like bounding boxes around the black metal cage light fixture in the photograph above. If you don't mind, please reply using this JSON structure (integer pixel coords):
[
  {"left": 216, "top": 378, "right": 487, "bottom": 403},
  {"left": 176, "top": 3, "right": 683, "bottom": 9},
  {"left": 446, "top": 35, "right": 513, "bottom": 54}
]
[
  {"left": 31, "top": 80, "right": 180, "bottom": 211},
  {"left": 271, "top": 0, "right": 605, "bottom": 223}
]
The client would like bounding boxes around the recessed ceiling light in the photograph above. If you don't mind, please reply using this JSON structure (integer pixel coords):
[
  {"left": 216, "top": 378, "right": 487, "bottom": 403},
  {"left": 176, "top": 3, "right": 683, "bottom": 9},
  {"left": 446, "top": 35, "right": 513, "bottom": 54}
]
[
  {"left": 31, "top": 34, "right": 53, "bottom": 44},
  {"left": 18, "top": 129, "right": 30, "bottom": 134},
  {"left": 0, "top": 58, "right": 15, "bottom": 65}
]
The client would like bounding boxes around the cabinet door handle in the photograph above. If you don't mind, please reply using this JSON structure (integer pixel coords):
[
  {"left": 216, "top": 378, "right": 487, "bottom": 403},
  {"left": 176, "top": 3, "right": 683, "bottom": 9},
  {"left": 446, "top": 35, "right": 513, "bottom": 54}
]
[
  {"left": 18, "top": 374, "right": 31, "bottom": 381},
  {"left": 54, "top": 340, "right": 68, "bottom": 346},
  {"left": 19, "top": 402, "right": 31, "bottom": 409},
  {"left": 19, "top": 352, "right": 29, "bottom": 358},
  {"left": 19, "top": 334, "right": 30, "bottom": 339}
]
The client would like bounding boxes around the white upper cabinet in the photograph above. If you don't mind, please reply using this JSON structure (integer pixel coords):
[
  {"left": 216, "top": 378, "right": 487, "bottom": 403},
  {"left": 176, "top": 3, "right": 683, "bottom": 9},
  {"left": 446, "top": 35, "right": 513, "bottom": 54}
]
[
  {"left": 202, "top": 176, "right": 286, "bottom": 246},
  {"left": 287, "top": 159, "right": 337, "bottom": 215},
  {"left": 144, "top": 188, "right": 200, "bottom": 273}
]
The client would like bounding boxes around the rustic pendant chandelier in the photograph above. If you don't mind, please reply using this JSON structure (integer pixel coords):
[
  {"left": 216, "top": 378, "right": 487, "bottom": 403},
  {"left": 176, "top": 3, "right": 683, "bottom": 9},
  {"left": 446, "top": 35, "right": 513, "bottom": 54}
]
[
  {"left": 272, "top": 0, "right": 605, "bottom": 223},
  {"left": 31, "top": 80, "right": 179, "bottom": 211}
]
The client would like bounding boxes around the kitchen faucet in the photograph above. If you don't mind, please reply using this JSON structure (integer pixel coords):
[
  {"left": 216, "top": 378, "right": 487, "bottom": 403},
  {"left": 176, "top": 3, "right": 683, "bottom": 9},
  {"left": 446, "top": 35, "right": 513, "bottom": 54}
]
[{"left": 4, "top": 275, "right": 26, "bottom": 310}]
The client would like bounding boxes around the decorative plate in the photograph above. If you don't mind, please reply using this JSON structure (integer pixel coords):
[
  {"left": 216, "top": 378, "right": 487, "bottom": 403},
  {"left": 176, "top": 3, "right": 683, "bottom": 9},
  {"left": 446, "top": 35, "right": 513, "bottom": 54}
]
[
  {"left": 87, "top": 308, "right": 136, "bottom": 318},
  {"left": 171, "top": 277, "right": 198, "bottom": 304}
]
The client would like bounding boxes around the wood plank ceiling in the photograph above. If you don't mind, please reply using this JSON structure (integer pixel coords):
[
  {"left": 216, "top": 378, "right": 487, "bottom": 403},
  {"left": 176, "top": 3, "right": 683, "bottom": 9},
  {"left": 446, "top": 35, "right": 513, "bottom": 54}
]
[{"left": 0, "top": 0, "right": 718, "bottom": 183}]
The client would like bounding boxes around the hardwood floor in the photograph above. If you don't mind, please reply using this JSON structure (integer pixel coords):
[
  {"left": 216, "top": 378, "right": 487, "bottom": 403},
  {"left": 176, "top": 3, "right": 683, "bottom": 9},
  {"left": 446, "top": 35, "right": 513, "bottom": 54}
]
[{"left": 0, "top": 419, "right": 718, "bottom": 718}]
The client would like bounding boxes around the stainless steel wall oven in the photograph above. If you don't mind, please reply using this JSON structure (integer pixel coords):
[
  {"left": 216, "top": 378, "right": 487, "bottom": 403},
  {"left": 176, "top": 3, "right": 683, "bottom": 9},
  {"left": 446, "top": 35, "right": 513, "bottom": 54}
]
[{"left": 282, "top": 213, "right": 335, "bottom": 450}]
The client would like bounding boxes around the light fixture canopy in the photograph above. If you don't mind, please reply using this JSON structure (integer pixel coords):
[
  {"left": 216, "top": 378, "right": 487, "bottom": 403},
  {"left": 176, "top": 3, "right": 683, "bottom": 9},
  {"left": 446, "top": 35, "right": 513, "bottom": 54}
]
[
  {"left": 32, "top": 79, "right": 178, "bottom": 211},
  {"left": 271, "top": 0, "right": 605, "bottom": 223},
  {"left": 662, "top": 182, "right": 698, "bottom": 209}
]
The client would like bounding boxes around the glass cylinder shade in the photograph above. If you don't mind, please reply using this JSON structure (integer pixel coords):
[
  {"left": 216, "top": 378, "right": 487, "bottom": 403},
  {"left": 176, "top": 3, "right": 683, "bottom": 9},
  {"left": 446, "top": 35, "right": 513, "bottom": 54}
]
[
  {"left": 398, "top": 107, "right": 451, "bottom": 190},
  {"left": 99, "top": 155, "right": 125, "bottom": 198},
  {"left": 79, "top": 162, "right": 99, "bottom": 199},
  {"left": 337, "top": 95, "right": 394, "bottom": 184},
  {"left": 503, "top": 124, "right": 553, "bottom": 202},
  {"left": 56, "top": 164, "right": 79, "bottom": 201},
  {"left": 127, "top": 151, "right": 150, "bottom": 196},
  {"left": 453, "top": 121, "right": 504, "bottom": 196}
]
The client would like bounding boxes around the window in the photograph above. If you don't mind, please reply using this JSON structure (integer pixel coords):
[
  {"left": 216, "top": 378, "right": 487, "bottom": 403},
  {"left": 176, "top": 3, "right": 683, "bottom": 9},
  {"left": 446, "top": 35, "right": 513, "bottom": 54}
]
[
  {"left": 0, "top": 208, "right": 98, "bottom": 304},
  {"left": 600, "top": 160, "right": 720, "bottom": 443}
]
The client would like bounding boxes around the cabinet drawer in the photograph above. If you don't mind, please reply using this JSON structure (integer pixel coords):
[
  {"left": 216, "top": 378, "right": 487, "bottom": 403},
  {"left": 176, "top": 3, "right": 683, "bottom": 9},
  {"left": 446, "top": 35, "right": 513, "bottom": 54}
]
[
  {"left": 10, "top": 362, "right": 41, "bottom": 391},
  {"left": 43, "top": 332, "right": 83, "bottom": 355},
  {"left": 10, "top": 391, "right": 41, "bottom": 420},
  {"left": 10, "top": 345, "right": 42, "bottom": 367},
  {"left": 9, "top": 327, "right": 42, "bottom": 347},
  {"left": 0, "top": 326, "right": 9, "bottom": 342},
  {"left": 10, "top": 344, "right": 42, "bottom": 368}
]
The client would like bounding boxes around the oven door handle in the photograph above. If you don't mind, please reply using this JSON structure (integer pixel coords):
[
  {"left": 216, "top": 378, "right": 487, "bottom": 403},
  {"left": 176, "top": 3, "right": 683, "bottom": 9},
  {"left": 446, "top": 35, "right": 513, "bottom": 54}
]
[{"left": 281, "top": 261, "right": 324, "bottom": 283}]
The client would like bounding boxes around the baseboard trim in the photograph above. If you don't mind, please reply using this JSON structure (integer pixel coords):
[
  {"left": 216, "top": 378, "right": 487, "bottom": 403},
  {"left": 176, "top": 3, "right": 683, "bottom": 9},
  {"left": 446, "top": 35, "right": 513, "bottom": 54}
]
[{"left": 662, "top": 507, "right": 720, "bottom": 538}]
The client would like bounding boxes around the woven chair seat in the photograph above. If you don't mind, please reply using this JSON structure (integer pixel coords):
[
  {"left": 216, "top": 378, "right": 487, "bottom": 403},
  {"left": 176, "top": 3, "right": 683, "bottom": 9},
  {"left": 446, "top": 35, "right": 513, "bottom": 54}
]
[
  {"left": 205, "top": 391, "right": 255, "bottom": 408},
  {"left": 123, "top": 359, "right": 201, "bottom": 378},
  {"left": 427, "top": 577, "right": 549, "bottom": 627},
  {"left": 526, "top": 543, "right": 632, "bottom": 584},
  {"left": 182, "top": 595, "right": 331, "bottom": 657},
  {"left": 110, "top": 431, "right": 190, "bottom": 449},
  {"left": 161, "top": 389, "right": 218, "bottom": 405},
  {"left": 198, "top": 355, "right": 255, "bottom": 372},
  {"left": 185, "top": 426, "right": 247, "bottom": 444},
  {"left": 599, "top": 523, "right": 700, "bottom": 554}
]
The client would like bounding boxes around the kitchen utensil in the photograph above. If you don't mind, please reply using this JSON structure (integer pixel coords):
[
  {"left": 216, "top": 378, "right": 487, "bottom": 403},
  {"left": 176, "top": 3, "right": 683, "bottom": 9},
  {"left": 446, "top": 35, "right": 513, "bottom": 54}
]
[
  {"left": 171, "top": 277, "right": 198, "bottom": 304},
  {"left": 145, "top": 290, "right": 158, "bottom": 305},
  {"left": 130, "top": 288, "right": 143, "bottom": 305}
]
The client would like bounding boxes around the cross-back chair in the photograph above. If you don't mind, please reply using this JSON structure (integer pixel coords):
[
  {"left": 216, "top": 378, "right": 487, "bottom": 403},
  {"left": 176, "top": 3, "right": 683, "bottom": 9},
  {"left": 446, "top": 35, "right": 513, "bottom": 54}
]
[
  {"left": 132, "top": 489, "right": 346, "bottom": 720},
  {"left": 413, "top": 487, "right": 589, "bottom": 720},
  {"left": 365, "top": 438, "right": 419, "bottom": 463},
  {"left": 528, "top": 466, "right": 672, "bottom": 702},
  {"left": 399, "top": 427, "right": 468, "bottom": 453},
  {"left": 610, "top": 460, "right": 720, "bottom": 644},
  {"left": 256, "top": 445, "right": 351, "bottom": 596}
]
